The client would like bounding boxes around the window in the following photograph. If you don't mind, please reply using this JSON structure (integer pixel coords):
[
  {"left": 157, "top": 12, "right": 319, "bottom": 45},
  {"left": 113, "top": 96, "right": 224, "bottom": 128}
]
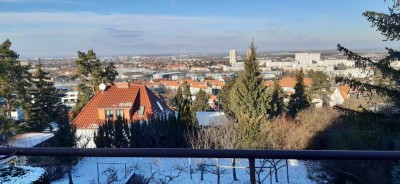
[
  {"left": 105, "top": 110, "right": 114, "bottom": 119},
  {"left": 116, "top": 109, "right": 124, "bottom": 119},
  {"left": 138, "top": 106, "right": 144, "bottom": 116}
]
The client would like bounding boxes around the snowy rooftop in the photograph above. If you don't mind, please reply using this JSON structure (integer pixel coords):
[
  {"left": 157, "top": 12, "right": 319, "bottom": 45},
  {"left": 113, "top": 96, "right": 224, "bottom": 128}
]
[
  {"left": 8, "top": 132, "right": 54, "bottom": 148},
  {"left": 196, "top": 111, "right": 228, "bottom": 126}
]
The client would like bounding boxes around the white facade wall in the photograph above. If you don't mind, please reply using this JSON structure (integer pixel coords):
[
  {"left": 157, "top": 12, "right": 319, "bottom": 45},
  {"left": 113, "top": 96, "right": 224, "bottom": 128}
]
[
  {"left": 61, "top": 91, "right": 78, "bottom": 107},
  {"left": 265, "top": 61, "right": 295, "bottom": 68},
  {"left": 295, "top": 53, "right": 321, "bottom": 66},
  {"left": 330, "top": 88, "right": 345, "bottom": 106},
  {"left": 11, "top": 107, "right": 24, "bottom": 121},
  {"left": 318, "top": 59, "right": 354, "bottom": 67},
  {"left": 332, "top": 68, "right": 372, "bottom": 78},
  {"left": 190, "top": 87, "right": 212, "bottom": 94}
]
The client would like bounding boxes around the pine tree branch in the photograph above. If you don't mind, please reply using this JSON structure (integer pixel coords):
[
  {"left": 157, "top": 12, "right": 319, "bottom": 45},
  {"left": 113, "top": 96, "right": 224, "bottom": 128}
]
[
  {"left": 338, "top": 44, "right": 400, "bottom": 86},
  {"left": 363, "top": 8, "right": 400, "bottom": 41},
  {"left": 336, "top": 76, "right": 400, "bottom": 101}
]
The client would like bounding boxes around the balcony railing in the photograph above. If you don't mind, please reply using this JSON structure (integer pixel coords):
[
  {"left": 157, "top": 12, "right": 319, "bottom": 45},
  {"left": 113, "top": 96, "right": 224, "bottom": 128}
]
[{"left": 1, "top": 148, "right": 400, "bottom": 184}]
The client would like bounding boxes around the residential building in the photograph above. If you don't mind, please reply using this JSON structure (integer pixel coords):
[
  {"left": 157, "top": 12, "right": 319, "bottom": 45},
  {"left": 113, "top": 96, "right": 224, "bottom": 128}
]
[
  {"left": 61, "top": 91, "right": 78, "bottom": 107},
  {"left": 71, "top": 82, "right": 173, "bottom": 148},
  {"left": 330, "top": 85, "right": 351, "bottom": 106},
  {"left": 11, "top": 107, "right": 25, "bottom": 121}
]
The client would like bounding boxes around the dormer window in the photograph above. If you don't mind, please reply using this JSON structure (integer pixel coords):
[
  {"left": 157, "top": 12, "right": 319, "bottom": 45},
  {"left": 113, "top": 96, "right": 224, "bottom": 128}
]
[
  {"left": 105, "top": 110, "right": 114, "bottom": 120},
  {"left": 138, "top": 106, "right": 144, "bottom": 116}
]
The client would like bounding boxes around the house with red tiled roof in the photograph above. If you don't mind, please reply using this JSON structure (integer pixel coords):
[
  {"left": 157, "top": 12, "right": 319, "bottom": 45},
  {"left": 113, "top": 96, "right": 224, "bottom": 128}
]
[
  {"left": 330, "top": 85, "right": 352, "bottom": 106},
  {"left": 72, "top": 82, "right": 173, "bottom": 147},
  {"left": 264, "top": 77, "right": 312, "bottom": 94}
]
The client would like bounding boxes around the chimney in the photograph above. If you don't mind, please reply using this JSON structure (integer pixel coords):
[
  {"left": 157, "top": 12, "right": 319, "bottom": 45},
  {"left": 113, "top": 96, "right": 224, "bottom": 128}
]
[{"left": 116, "top": 82, "right": 130, "bottom": 88}]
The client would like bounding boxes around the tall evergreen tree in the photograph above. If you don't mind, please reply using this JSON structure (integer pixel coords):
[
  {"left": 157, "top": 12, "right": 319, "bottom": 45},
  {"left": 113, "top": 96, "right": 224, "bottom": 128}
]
[
  {"left": 129, "top": 120, "right": 141, "bottom": 148},
  {"left": 26, "top": 62, "right": 62, "bottom": 131},
  {"left": 0, "top": 115, "right": 18, "bottom": 144},
  {"left": 52, "top": 106, "right": 78, "bottom": 184},
  {"left": 172, "top": 87, "right": 183, "bottom": 108},
  {"left": 230, "top": 41, "right": 270, "bottom": 147},
  {"left": 334, "top": 5, "right": 400, "bottom": 119},
  {"left": 318, "top": 2, "right": 400, "bottom": 182},
  {"left": 113, "top": 117, "right": 129, "bottom": 148},
  {"left": 94, "top": 125, "right": 105, "bottom": 148},
  {"left": 268, "top": 80, "right": 285, "bottom": 119},
  {"left": 0, "top": 39, "right": 31, "bottom": 117},
  {"left": 219, "top": 77, "right": 237, "bottom": 120},
  {"left": 287, "top": 69, "right": 310, "bottom": 118},
  {"left": 191, "top": 89, "right": 210, "bottom": 112},
  {"left": 73, "top": 50, "right": 118, "bottom": 112},
  {"left": 178, "top": 82, "right": 197, "bottom": 127}
]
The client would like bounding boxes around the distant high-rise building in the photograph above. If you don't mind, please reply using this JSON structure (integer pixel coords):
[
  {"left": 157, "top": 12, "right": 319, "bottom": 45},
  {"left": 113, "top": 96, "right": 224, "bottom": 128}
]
[{"left": 229, "top": 50, "right": 237, "bottom": 65}]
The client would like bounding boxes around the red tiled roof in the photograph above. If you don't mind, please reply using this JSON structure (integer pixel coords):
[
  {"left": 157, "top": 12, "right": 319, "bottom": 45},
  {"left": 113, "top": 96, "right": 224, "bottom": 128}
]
[
  {"left": 210, "top": 95, "right": 218, "bottom": 101},
  {"left": 72, "top": 89, "right": 104, "bottom": 128},
  {"left": 72, "top": 83, "right": 172, "bottom": 128},
  {"left": 97, "top": 85, "right": 139, "bottom": 108},
  {"left": 191, "top": 84, "right": 209, "bottom": 89},
  {"left": 267, "top": 77, "right": 312, "bottom": 88},
  {"left": 338, "top": 85, "right": 351, "bottom": 100}
]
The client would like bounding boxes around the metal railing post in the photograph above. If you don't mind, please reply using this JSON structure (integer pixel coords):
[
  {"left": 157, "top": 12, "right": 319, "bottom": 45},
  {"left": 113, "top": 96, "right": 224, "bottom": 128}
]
[{"left": 249, "top": 158, "right": 256, "bottom": 184}]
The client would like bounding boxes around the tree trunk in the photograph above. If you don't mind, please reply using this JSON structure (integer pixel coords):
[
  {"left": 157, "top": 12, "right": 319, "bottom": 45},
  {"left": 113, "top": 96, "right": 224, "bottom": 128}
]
[
  {"left": 232, "top": 158, "right": 238, "bottom": 181},
  {"left": 67, "top": 167, "right": 73, "bottom": 184},
  {"left": 5, "top": 97, "right": 11, "bottom": 118},
  {"left": 201, "top": 165, "right": 204, "bottom": 181}
]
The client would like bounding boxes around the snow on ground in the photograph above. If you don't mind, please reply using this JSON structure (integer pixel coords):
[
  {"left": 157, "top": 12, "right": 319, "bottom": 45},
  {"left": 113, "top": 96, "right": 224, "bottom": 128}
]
[
  {"left": 54, "top": 157, "right": 316, "bottom": 184},
  {"left": 0, "top": 166, "right": 46, "bottom": 184}
]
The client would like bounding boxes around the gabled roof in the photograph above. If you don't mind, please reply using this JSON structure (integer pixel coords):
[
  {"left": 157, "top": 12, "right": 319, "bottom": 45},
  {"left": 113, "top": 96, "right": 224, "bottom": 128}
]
[
  {"left": 338, "top": 85, "right": 351, "bottom": 100},
  {"left": 279, "top": 77, "right": 312, "bottom": 87},
  {"left": 264, "top": 77, "right": 312, "bottom": 88},
  {"left": 72, "top": 83, "right": 172, "bottom": 128},
  {"left": 97, "top": 85, "right": 139, "bottom": 108}
]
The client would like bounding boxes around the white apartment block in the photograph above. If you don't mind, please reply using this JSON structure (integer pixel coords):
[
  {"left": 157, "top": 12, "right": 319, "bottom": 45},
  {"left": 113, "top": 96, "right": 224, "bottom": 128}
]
[
  {"left": 61, "top": 91, "right": 78, "bottom": 107},
  {"left": 295, "top": 53, "right": 321, "bottom": 66}
]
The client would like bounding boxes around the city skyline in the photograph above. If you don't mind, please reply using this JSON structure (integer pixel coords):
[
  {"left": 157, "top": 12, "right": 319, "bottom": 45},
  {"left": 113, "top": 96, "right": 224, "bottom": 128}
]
[{"left": 0, "top": 0, "right": 398, "bottom": 57}]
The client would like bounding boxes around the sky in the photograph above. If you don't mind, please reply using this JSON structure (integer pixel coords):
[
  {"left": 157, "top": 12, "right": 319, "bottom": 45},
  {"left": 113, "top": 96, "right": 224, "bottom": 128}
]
[{"left": 0, "top": 0, "right": 398, "bottom": 58}]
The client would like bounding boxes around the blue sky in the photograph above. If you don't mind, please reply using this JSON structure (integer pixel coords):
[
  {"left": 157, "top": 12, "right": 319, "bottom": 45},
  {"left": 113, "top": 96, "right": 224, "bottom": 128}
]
[{"left": 0, "top": 0, "right": 397, "bottom": 57}]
